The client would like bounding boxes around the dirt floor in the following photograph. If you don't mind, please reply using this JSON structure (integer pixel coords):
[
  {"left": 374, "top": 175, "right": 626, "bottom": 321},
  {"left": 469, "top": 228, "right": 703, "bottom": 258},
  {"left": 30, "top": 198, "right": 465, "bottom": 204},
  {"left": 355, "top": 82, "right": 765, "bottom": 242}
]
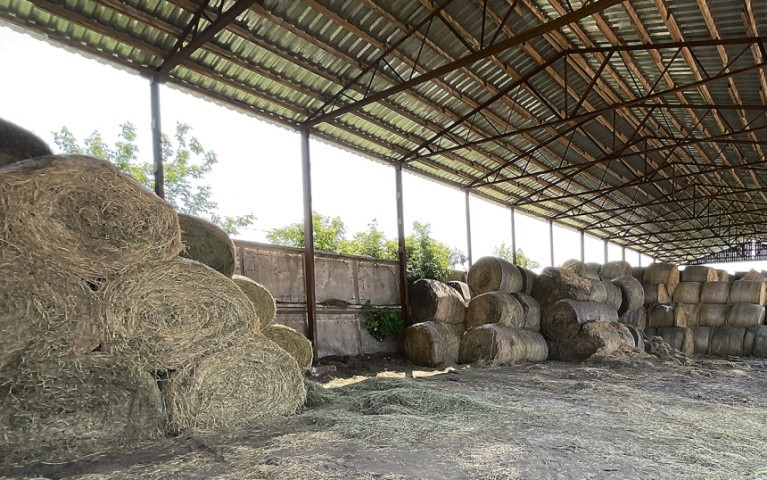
[{"left": 2, "top": 351, "right": 767, "bottom": 480}]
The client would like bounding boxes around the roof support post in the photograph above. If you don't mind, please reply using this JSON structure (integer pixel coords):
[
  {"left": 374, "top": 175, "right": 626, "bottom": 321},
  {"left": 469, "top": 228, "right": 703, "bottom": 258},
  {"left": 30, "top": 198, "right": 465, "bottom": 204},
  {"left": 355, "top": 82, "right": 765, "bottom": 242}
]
[
  {"left": 622, "top": 246, "right": 626, "bottom": 261},
  {"left": 300, "top": 128, "right": 318, "bottom": 362},
  {"left": 395, "top": 164, "right": 410, "bottom": 326},
  {"left": 465, "top": 190, "right": 473, "bottom": 268},
  {"left": 549, "top": 220, "right": 554, "bottom": 267},
  {"left": 580, "top": 230, "right": 585, "bottom": 262},
  {"left": 150, "top": 73, "right": 164, "bottom": 199},
  {"left": 603, "top": 239, "right": 609, "bottom": 263},
  {"left": 511, "top": 208, "right": 517, "bottom": 265}
]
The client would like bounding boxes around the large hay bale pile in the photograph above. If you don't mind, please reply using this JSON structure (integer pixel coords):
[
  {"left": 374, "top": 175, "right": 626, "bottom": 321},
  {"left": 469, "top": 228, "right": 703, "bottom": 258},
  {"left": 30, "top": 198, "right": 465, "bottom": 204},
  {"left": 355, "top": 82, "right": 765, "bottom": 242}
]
[
  {"left": 459, "top": 324, "right": 548, "bottom": 364},
  {"left": 233, "top": 274, "right": 277, "bottom": 329},
  {"left": 643, "top": 283, "right": 670, "bottom": 304},
  {"left": 178, "top": 213, "right": 236, "bottom": 277},
  {"left": 0, "top": 118, "right": 52, "bottom": 168},
  {"left": 465, "top": 291, "right": 524, "bottom": 329},
  {"left": 409, "top": 278, "right": 466, "bottom": 324},
  {"left": 467, "top": 256, "right": 523, "bottom": 294},
  {"left": 0, "top": 354, "right": 165, "bottom": 465},
  {"left": 611, "top": 275, "right": 644, "bottom": 316},
  {"left": 643, "top": 263, "right": 680, "bottom": 296},
  {"left": 599, "top": 260, "right": 632, "bottom": 281},
  {"left": 403, "top": 321, "right": 465, "bottom": 367},
  {"left": 681, "top": 266, "right": 718, "bottom": 283},
  {"left": 647, "top": 303, "right": 688, "bottom": 328},
  {"left": 264, "top": 324, "right": 313, "bottom": 371},
  {"left": 532, "top": 267, "right": 607, "bottom": 306},
  {"left": 541, "top": 300, "right": 618, "bottom": 342},
  {"left": 561, "top": 259, "right": 600, "bottom": 280},
  {"left": 729, "top": 280, "right": 767, "bottom": 305}
]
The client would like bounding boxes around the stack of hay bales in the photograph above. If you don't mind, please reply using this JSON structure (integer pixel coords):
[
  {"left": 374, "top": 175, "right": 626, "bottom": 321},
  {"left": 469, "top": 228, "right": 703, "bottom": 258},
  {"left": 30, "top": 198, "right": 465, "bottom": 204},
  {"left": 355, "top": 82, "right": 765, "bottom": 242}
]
[
  {"left": 0, "top": 126, "right": 307, "bottom": 465},
  {"left": 641, "top": 262, "right": 694, "bottom": 354}
]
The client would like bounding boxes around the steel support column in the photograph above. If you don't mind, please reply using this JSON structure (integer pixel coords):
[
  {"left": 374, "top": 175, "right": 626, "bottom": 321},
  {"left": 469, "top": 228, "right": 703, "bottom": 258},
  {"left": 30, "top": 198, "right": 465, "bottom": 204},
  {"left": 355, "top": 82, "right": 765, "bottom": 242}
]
[
  {"left": 465, "top": 190, "right": 473, "bottom": 267},
  {"left": 580, "top": 230, "right": 585, "bottom": 262},
  {"left": 300, "top": 129, "right": 318, "bottom": 362},
  {"left": 603, "top": 239, "right": 608, "bottom": 263},
  {"left": 395, "top": 164, "right": 410, "bottom": 326},
  {"left": 150, "top": 74, "right": 164, "bottom": 198},
  {"left": 622, "top": 247, "right": 626, "bottom": 261},
  {"left": 549, "top": 220, "right": 554, "bottom": 266},
  {"left": 511, "top": 208, "right": 517, "bottom": 265}
]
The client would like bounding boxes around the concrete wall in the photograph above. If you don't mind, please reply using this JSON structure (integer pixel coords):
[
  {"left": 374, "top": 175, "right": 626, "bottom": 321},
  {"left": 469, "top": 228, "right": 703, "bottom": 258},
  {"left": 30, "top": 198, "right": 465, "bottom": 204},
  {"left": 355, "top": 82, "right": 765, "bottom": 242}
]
[{"left": 234, "top": 240, "right": 400, "bottom": 358}]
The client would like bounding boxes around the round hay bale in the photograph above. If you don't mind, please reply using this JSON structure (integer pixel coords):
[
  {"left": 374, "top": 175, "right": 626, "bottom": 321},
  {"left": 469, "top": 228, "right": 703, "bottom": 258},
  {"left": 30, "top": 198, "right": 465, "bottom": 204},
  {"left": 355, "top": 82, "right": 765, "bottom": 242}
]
[
  {"left": 0, "top": 354, "right": 165, "bottom": 465},
  {"left": 698, "top": 304, "right": 729, "bottom": 328},
  {"left": 232, "top": 274, "right": 276, "bottom": 329},
  {"left": 0, "top": 155, "right": 182, "bottom": 281},
  {"left": 681, "top": 266, "right": 717, "bottom": 283},
  {"left": 729, "top": 280, "right": 767, "bottom": 305},
  {"left": 164, "top": 336, "right": 306, "bottom": 433},
  {"left": 458, "top": 324, "right": 547, "bottom": 364},
  {"left": 643, "top": 263, "right": 680, "bottom": 296},
  {"left": 518, "top": 266, "right": 538, "bottom": 295},
  {"left": 264, "top": 324, "right": 313, "bottom": 371},
  {"left": 751, "top": 326, "right": 767, "bottom": 358},
  {"left": 647, "top": 303, "right": 687, "bottom": 328},
  {"left": 611, "top": 275, "right": 644, "bottom": 315},
  {"left": 643, "top": 283, "right": 670, "bottom": 304},
  {"left": 631, "top": 266, "right": 646, "bottom": 282},
  {"left": 0, "top": 117, "right": 52, "bottom": 168},
  {"left": 409, "top": 279, "right": 465, "bottom": 324},
  {"left": 602, "top": 280, "right": 623, "bottom": 312},
  {"left": 178, "top": 213, "right": 236, "bottom": 277},
  {"left": 726, "top": 303, "right": 765, "bottom": 328},
  {"left": 556, "top": 321, "right": 635, "bottom": 362},
  {"left": 541, "top": 299, "right": 618, "bottom": 342},
  {"left": 599, "top": 261, "right": 632, "bottom": 281},
  {"left": 511, "top": 293, "right": 542, "bottom": 331},
  {"left": 699, "top": 282, "right": 731, "bottom": 304},
  {"left": 619, "top": 307, "right": 647, "bottom": 330},
  {"left": 716, "top": 270, "right": 731, "bottom": 283},
  {"left": 466, "top": 292, "right": 524, "bottom": 330},
  {"left": 561, "top": 259, "right": 600, "bottom": 281},
  {"left": 655, "top": 327, "right": 695, "bottom": 356},
  {"left": 532, "top": 267, "right": 606, "bottom": 307},
  {"left": 743, "top": 326, "right": 759, "bottom": 356},
  {"left": 672, "top": 282, "right": 702, "bottom": 304},
  {"left": 447, "top": 281, "right": 472, "bottom": 301},
  {"left": 624, "top": 324, "right": 645, "bottom": 351},
  {"left": 708, "top": 326, "right": 745, "bottom": 356},
  {"left": 467, "top": 256, "right": 523, "bottom": 294},
  {"left": 691, "top": 327, "right": 711, "bottom": 355},
  {"left": 680, "top": 303, "right": 699, "bottom": 327},
  {"left": 102, "top": 258, "right": 259, "bottom": 371},
  {"left": 740, "top": 269, "right": 767, "bottom": 282},
  {"left": 403, "top": 321, "right": 464, "bottom": 367}
]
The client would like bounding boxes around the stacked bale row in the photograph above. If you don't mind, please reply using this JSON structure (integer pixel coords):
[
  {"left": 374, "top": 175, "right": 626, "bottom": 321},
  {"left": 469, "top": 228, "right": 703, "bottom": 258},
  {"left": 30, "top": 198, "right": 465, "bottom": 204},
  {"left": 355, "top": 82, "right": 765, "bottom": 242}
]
[
  {"left": 0, "top": 123, "right": 307, "bottom": 465},
  {"left": 640, "top": 263, "right": 695, "bottom": 354}
]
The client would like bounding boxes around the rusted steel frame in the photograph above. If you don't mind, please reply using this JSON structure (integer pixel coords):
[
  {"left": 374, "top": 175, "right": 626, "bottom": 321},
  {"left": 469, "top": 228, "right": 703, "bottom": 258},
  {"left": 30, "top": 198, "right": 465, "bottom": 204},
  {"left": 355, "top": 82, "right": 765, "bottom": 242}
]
[
  {"left": 549, "top": 220, "right": 555, "bottom": 266},
  {"left": 150, "top": 74, "right": 164, "bottom": 198},
  {"left": 570, "top": 50, "right": 614, "bottom": 117},
  {"left": 570, "top": 37, "right": 767, "bottom": 55},
  {"left": 488, "top": 0, "right": 519, "bottom": 46},
  {"left": 593, "top": 205, "right": 767, "bottom": 232},
  {"left": 161, "top": 0, "right": 211, "bottom": 70},
  {"left": 300, "top": 129, "right": 318, "bottom": 361},
  {"left": 465, "top": 190, "right": 473, "bottom": 267},
  {"left": 607, "top": 220, "right": 767, "bottom": 241},
  {"left": 635, "top": 231, "right": 765, "bottom": 248},
  {"left": 306, "top": 0, "right": 624, "bottom": 127},
  {"left": 394, "top": 164, "right": 410, "bottom": 326},
  {"left": 511, "top": 208, "right": 517, "bottom": 264}
]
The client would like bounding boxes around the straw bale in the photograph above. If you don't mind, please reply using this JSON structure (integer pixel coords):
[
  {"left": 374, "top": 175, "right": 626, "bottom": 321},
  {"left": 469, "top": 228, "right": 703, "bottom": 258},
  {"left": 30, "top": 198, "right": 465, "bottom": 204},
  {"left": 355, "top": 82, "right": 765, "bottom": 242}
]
[
  {"left": 0, "top": 117, "right": 52, "bottom": 168},
  {"left": 0, "top": 155, "right": 182, "bottom": 281},
  {"left": 409, "top": 279, "right": 466, "bottom": 324},
  {"left": 691, "top": 327, "right": 711, "bottom": 355},
  {"left": 716, "top": 269, "right": 731, "bottom": 282},
  {"left": 465, "top": 291, "right": 524, "bottom": 329},
  {"left": 743, "top": 327, "right": 759, "bottom": 356},
  {"left": 643, "top": 283, "right": 670, "bottom": 304},
  {"left": 512, "top": 293, "right": 542, "bottom": 331},
  {"left": 0, "top": 248, "right": 102, "bottom": 368},
  {"left": 631, "top": 266, "right": 646, "bottom": 282},
  {"left": 681, "top": 266, "right": 717, "bottom": 283},
  {"left": 518, "top": 266, "right": 538, "bottom": 295},
  {"left": 602, "top": 279, "right": 622, "bottom": 311},
  {"left": 672, "top": 282, "right": 702, "bottom": 304},
  {"left": 164, "top": 336, "right": 306, "bottom": 433},
  {"left": 403, "top": 321, "right": 464, "bottom": 367},
  {"left": 178, "top": 213, "right": 236, "bottom": 277},
  {"left": 599, "top": 261, "right": 632, "bottom": 281},
  {"left": 699, "top": 282, "right": 730, "bottom": 304},
  {"left": 458, "top": 324, "right": 547, "bottom": 364},
  {"left": 729, "top": 280, "right": 767, "bottom": 305},
  {"left": 0, "top": 354, "right": 164, "bottom": 465},
  {"left": 624, "top": 324, "right": 645, "bottom": 351},
  {"left": 698, "top": 304, "right": 729, "bottom": 327},
  {"left": 654, "top": 327, "right": 695, "bottom": 356},
  {"left": 708, "top": 326, "right": 746, "bottom": 356},
  {"left": 751, "top": 326, "right": 767, "bottom": 358},
  {"left": 233, "top": 274, "right": 276, "bottom": 329},
  {"left": 643, "top": 263, "right": 680, "bottom": 295},
  {"left": 541, "top": 299, "right": 618, "bottom": 342},
  {"left": 447, "top": 280, "right": 472, "bottom": 301},
  {"left": 467, "top": 256, "right": 523, "bottom": 294},
  {"left": 102, "top": 258, "right": 259, "bottom": 371},
  {"left": 561, "top": 259, "right": 600, "bottom": 280},
  {"left": 740, "top": 269, "right": 767, "bottom": 282},
  {"left": 532, "top": 267, "right": 607, "bottom": 307},
  {"left": 264, "top": 324, "right": 313, "bottom": 371},
  {"left": 556, "top": 321, "right": 635, "bottom": 362},
  {"left": 611, "top": 275, "right": 644, "bottom": 315},
  {"left": 619, "top": 307, "right": 647, "bottom": 330},
  {"left": 726, "top": 303, "right": 765, "bottom": 328},
  {"left": 680, "top": 303, "right": 699, "bottom": 327},
  {"left": 647, "top": 303, "right": 687, "bottom": 328}
]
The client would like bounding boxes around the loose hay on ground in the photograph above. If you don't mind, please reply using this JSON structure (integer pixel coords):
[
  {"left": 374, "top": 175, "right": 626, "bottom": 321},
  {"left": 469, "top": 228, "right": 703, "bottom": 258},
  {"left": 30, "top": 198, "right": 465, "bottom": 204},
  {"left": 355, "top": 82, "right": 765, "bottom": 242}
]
[
  {"left": 264, "top": 324, "right": 313, "bottom": 371},
  {"left": 232, "top": 274, "right": 276, "bottom": 329},
  {"left": 178, "top": 214, "right": 237, "bottom": 277}
]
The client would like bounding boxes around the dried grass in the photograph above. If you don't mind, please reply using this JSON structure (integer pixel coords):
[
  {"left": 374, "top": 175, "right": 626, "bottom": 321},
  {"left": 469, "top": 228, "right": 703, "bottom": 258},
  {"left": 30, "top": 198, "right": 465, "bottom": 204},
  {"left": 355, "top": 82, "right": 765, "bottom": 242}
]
[
  {"left": 232, "top": 274, "right": 276, "bottom": 329},
  {"left": 402, "top": 321, "right": 464, "bottom": 367},
  {"left": 178, "top": 213, "right": 236, "bottom": 277},
  {"left": 467, "top": 256, "right": 523, "bottom": 294},
  {"left": 0, "top": 117, "right": 52, "bottom": 168},
  {"left": 264, "top": 324, "right": 313, "bottom": 371},
  {"left": 409, "top": 278, "right": 466, "bottom": 324}
]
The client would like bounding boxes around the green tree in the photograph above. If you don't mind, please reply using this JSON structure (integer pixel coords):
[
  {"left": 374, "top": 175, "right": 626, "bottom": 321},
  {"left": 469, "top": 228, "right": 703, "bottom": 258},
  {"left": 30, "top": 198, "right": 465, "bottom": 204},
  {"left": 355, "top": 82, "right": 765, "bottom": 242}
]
[
  {"left": 493, "top": 242, "right": 540, "bottom": 269},
  {"left": 386, "top": 221, "right": 466, "bottom": 283},
  {"left": 266, "top": 211, "right": 347, "bottom": 252},
  {"left": 339, "top": 219, "right": 389, "bottom": 258},
  {"left": 52, "top": 122, "right": 254, "bottom": 235}
]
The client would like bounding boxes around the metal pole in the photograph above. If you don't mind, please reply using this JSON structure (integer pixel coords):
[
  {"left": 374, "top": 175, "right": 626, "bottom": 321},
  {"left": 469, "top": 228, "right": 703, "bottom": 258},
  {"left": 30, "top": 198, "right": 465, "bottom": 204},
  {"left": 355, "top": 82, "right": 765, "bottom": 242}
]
[
  {"left": 622, "top": 246, "right": 626, "bottom": 261},
  {"left": 549, "top": 220, "right": 554, "bottom": 266},
  {"left": 465, "top": 190, "right": 473, "bottom": 268},
  {"left": 395, "top": 164, "right": 410, "bottom": 326},
  {"left": 603, "top": 239, "right": 609, "bottom": 263},
  {"left": 511, "top": 208, "right": 517, "bottom": 265},
  {"left": 639, "top": 254, "right": 642, "bottom": 267},
  {"left": 300, "top": 129, "right": 318, "bottom": 362},
  {"left": 580, "top": 230, "right": 585, "bottom": 262},
  {"left": 150, "top": 73, "right": 164, "bottom": 198}
]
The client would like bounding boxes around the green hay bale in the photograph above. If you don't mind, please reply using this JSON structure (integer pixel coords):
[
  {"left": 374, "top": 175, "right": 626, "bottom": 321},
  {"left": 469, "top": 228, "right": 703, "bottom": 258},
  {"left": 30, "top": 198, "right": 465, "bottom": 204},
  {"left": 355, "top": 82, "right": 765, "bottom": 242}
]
[
  {"left": 0, "top": 155, "right": 182, "bottom": 282},
  {"left": 164, "top": 336, "right": 306, "bottom": 434},
  {"left": 0, "top": 354, "right": 165, "bottom": 466},
  {"left": 232, "top": 274, "right": 276, "bottom": 329},
  {"left": 264, "top": 324, "right": 313, "bottom": 371},
  {"left": 102, "top": 258, "right": 259, "bottom": 371},
  {"left": 178, "top": 213, "right": 236, "bottom": 277},
  {"left": 403, "top": 321, "right": 464, "bottom": 367},
  {"left": 0, "top": 117, "right": 52, "bottom": 168}
]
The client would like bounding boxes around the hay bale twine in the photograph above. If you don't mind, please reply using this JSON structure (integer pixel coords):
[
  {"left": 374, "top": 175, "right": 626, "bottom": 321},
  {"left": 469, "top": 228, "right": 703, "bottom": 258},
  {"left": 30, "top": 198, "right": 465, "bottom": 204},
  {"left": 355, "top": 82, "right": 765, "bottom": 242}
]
[
  {"left": 164, "top": 336, "right": 306, "bottom": 433},
  {"left": 672, "top": 282, "right": 702, "bottom": 304},
  {"left": 561, "top": 259, "right": 600, "bottom": 281},
  {"left": 647, "top": 303, "right": 688, "bottom": 328},
  {"left": 643, "top": 263, "right": 680, "bottom": 295},
  {"left": 541, "top": 300, "right": 618, "bottom": 342},
  {"left": 511, "top": 293, "right": 542, "bottom": 331},
  {"left": 102, "top": 258, "right": 259, "bottom": 371},
  {"left": 402, "top": 321, "right": 464, "bottom": 367},
  {"left": 178, "top": 213, "right": 236, "bottom": 277},
  {"left": 643, "top": 283, "right": 670, "bottom": 304},
  {"left": 726, "top": 303, "right": 765, "bottom": 328},
  {"left": 698, "top": 304, "right": 729, "bottom": 328},
  {"left": 0, "top": 249, "right": 103, "bottom": 368},
  {"left": 264, "top": 324, "right": 313, "bottom": 371},
  {"left": 602, "top": 280, "right": 623, "bottom": 311},
  {"left": 232, "top": 274, "right": 277, "bottom": 329},
  {"left": 699, "top": 282, "right": 731, "bottom": 304},
  {"left": 611, "top": 275, "right": 644, "bottom": 315},
  {"left": 751, "top": 326, "right": 767, "bottom": 358},
  {"left": 708, "top": 326, "right": 746, "bottom": 356},
  {"left": 631, "top": 266, "right": 646, "bottom": 282},
  {"left": 691, "top": 327, "right": 711, "bottom": 355},
  {"left": 0, "top": 354, "right": 165, "bottom": 465},
  {"left": 447, "top": 281, "right": 472, "bottom": 301},
  {"left": 556, "top": 321, "right": 635, "bottom": 362},
  {"left": 518, "top": 266, "right": 538, "bottom": 295},
  {"left": 681, "top": 266, "right": 717, "bottom": 283},
  {"left": 655, "top": 327, "right": 695, "bottom": 356},
  {"left": 0, "top": 155, "right": 182, "bottom": 281},
  {"left": 729, "top": 280, "right": 767, "bottom": 305},
  {"left": 717, "top": 270, "right": 731, "bottom": 282},
  {"left": 680, "top": 303, "right": 699, "bottom": 327},
  {"left": 409, "top": 279, "right": 465, "bottom": 324},
  {"left": 467, "top": 256, "right": 523, "bottom": 294},
  {"left": 465, "top": 291, "right": 524, "bottom": 329},
  {"left": 532, "top": 267, "right": 606, "bottom": 306},
  {"left": 458, "top": 324, "right": 547, "bottom": 364},
  {"left": 619, "top": 307, "right": 647, "bottom": 329},
  {"left": 0, "top": 117, "right": 52, "bottom": 168},
  {"left": 599, "top": 261, "right": 632, "bottom": 281}
]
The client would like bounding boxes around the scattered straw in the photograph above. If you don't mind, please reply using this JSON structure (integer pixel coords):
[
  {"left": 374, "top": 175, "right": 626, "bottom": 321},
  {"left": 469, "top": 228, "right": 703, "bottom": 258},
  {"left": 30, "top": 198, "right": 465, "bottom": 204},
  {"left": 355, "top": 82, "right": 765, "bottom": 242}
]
[
  {"left": 232, "top": 274, "right": 275, "bottom": 329},
  {"left": 178, "top": 213, "right": 236, "bottom": 278},
  {"left": 264, "top": 324, "right": 313, "bottom": 371}
]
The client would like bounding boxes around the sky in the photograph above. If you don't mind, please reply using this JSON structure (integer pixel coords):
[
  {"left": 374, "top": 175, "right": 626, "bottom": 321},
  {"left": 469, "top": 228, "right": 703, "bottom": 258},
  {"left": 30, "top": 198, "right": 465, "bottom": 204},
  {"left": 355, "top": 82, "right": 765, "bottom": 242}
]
[{"left": 1, "top": 23, "right": 760, "bottom": 274}]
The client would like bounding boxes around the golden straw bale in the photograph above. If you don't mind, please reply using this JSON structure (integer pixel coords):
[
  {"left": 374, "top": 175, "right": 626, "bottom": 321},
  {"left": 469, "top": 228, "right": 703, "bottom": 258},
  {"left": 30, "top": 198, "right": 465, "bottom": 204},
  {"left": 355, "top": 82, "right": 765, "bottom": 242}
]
[
  {"left": 232, "top": 274, "right": 277, "bottom": 329},
  {"left": 178, "top": 213, "right": 236, "bottom": 277},
  {"left": 264, "top": 324, "right": 313, "bottom": 371}
]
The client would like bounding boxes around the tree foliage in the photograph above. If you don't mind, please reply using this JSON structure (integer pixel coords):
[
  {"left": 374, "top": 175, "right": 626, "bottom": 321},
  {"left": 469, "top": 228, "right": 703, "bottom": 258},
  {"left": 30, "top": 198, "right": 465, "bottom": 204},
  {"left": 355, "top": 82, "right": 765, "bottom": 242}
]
[
  {"left": 52, "top": 122, "right": 254, "bottom": 234},
  {"left": 266, "top": 212, "right": 347, "bottom": 252},
  {"left": 493, "top": 242, "right": 540, "bottom": 269}
]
